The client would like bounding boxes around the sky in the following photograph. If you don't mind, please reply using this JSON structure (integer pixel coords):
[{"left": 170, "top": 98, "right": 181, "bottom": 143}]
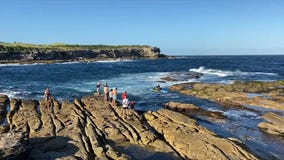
[{"left": 1, "top": 0, "right": 284, "bottom": 55}]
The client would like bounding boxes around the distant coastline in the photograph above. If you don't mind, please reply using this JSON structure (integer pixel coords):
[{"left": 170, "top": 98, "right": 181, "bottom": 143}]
[{"left": 0, "top": 42, "right": 168, "bottom": 64}]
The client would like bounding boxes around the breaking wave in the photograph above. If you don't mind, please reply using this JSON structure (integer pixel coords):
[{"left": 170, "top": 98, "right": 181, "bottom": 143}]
[
  {"left": 95, "top": 59, "right": 133, "bottom": 63},
  {"left": 189, "top": 66, "right": 277, "bottom": 77},
  {"left": 223, "top": 109, "right": 258, "bottom": 120},
  {"left": 0, "top": 63, "right": 44, "bottom": 67}
]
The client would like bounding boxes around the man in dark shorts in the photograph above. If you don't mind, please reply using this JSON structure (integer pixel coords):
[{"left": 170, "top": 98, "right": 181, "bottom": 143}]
[
  {"left": 96, "top": 81, "right": 101, "bottom": 95},
  {"left": 122, "top": 95, "right": 129, "bottom": 118}
]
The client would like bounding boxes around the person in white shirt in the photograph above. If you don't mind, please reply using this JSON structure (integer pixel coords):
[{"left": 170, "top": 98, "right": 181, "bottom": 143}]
[{"left": 122, "top": 96, "right": 129, "bottom": 118}]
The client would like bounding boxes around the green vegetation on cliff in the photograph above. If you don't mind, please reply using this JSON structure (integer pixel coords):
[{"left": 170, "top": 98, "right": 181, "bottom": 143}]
[
  {"left": 0, "top": 42, "right": 155, "bottom": 52},
  {"left": 0, "top": 42, "right": 164, "bottom": 62}
]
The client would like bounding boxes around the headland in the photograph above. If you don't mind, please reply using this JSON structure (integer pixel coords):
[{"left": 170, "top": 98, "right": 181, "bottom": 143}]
[{"left": 0, "top": 42, "right": 167, "bottom": 64}]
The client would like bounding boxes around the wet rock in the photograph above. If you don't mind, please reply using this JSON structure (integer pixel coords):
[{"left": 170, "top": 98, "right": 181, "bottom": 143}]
[
  {"left": 160, "top": 76, "right": 178, "bottom": 82},
  {"left": 170, "top": 81, "right": 284, "bottom": 111},
  {"left": 0, "top": 94, "right": 9, "bottom": 105},
  {"left": 164, "top": 101, "right": 225, "bottom": 120},
  {"left": 161, "top": 71, "right": 203, "bottom": 82},
  {"left": 145, "top": 109, "right": 258, "bottom": 160},
  {"left": 258, "top": 112, "right": 284, "bottom": 136},
  {"left": 0, "top": 94, "right": 9, "bottom": 124}
]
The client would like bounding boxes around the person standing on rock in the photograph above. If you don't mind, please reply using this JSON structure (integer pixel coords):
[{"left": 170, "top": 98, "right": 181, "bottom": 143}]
[
  {"left": 121, "top": 91, "right": 127, "bottom": 101},
  {"left": 44, "top": 88, "right": 51, "bottom": 101},
  {"left": 122, "top": 95, "right": 129, "bottom": 118},
  {"left": 103, "top": 83, "right": 109, "bottom": 102},
  {"left": 112, "top": 88, "right": 117, "bottom": 107},
  {"left": 96, "top": 81, "right": 101, "bottom": 95},
  {"left": 44, "top": 88, "right": 53, "bottom": 111},
  {"left": 109, "top": 89, "right": 113, "bottom": 102}
]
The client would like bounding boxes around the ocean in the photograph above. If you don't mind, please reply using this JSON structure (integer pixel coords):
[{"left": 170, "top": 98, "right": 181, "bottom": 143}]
[{"left": 1, "top": 55, "right": 284, "bottom": 159}]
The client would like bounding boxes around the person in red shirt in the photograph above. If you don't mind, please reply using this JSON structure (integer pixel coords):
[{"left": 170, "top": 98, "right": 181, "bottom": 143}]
[{"left": 121, "top": 91, "right": 127, "bottom": 100}]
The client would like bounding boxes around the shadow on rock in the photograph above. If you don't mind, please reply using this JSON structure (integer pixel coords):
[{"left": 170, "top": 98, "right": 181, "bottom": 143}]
[
  {"left": 27, "top": 136, "right": 80, "bottom": 160},
  {"left": 1, "top": 134, "right": 79, "bottom": 160},
  {"left": 115, "top": 142, "right": 180, "bottom": 160}
]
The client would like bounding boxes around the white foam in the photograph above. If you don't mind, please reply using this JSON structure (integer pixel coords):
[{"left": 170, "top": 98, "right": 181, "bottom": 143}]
[
  {"left": 207, "top": 108, "right": 223, "bottom": 113},
  {"left": 175, "top": 56, "right": 188, "bottom": 59},
  {"left": 0, "top": 90, "right": 21, "bottom": 98},
  {"left": 218, "top": 80, "right": 235, "bottom": 84},
  {"left": 96, "top": 59, "right": 133, "bottom": 63},
  {"left": 0, "top": 63, "right": 44, "bottom": 67},
  {"left": 223, "top": 110, "right": 258, "bottom": 119},
  {"left": 56, "top": 61, "right": 82, "bottom": 65},
  {"left": 0, "top": 89, "right": 32, "bottom": 99},
  {"left": 189, "top": 66, "right": 278, "bottom": 77}
]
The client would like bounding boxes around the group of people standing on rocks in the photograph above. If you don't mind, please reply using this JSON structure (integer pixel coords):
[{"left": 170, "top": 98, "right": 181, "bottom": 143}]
[
  {"left": 43, "top": 81, "right": 136, "bottom": 119},
  {"left": 96, "top": 81, "right": 135, "bottom": 118}
]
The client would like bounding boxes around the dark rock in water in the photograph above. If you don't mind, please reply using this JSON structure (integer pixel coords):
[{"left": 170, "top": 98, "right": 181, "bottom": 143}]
[
  {"left": 161, "top": 71, "right": 203, "bottom": 82},
  {"left": 160, "top": 76, "right": 179, "bottom": 82},
  {"left": 258, "top": 112, "right": 284, "bottom": 136},
  {"left": 156, "top": 80, "right": 167, "bottom": 83},
  {"left": 0, "top": 94, "right": 9, "bottom": 105},
  {"left": 164, "top": 101, "right": 225, "bottom": 120},
  {"left": 0, "top": 94, "right": 9, "bottom": 124},
  {"left": 0, "top": 129, "right": 28, "bottom": 159}
]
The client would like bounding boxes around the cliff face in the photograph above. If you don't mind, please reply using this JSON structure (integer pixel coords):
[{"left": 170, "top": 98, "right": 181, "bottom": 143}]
[{"left": 0, "top": 44, "right": 166, "bottom": 62}]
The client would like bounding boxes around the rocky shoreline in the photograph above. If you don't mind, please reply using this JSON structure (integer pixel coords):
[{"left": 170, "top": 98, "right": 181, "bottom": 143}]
[
  {"left": 170, "top": 80, "right": 284, "bottom": 111},
  {"left": 169, "top": 81, "right": 284, "bottom": 138},
  {"left": 0, "top": 43, "right": 168, "bottom": 64},
  {"left": 0, "top": 93, "right": 259, "bottom": 159}
]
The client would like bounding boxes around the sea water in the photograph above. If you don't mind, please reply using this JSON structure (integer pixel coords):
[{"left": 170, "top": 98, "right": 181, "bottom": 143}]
[{"left": 1, "top": 55, "right": 284, "bottom": 159}]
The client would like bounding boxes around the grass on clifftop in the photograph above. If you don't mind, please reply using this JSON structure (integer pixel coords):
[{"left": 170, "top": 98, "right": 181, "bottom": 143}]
[{"left": 0, "top": 42, "right": 150, "bottom": 52}]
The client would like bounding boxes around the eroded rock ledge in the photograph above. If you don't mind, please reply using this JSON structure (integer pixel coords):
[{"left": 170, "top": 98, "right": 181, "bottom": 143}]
[
  {"left": 163, "top": 101, "right": 224, "bottom": 120},
  {"left": 170, "top": 81, "right": 284, "bottom": 111},
  {"left": 169, "top": 81, "right": 284, "bottom": 138},
  {"left": 0, "top": 94, "right": 258, "bottom": 159},
  {"left": 144, "top": 109, "right": 258, "bottom": 160},
  {"left": 258, "top": 112, "right": 284, "bottom": 136}
]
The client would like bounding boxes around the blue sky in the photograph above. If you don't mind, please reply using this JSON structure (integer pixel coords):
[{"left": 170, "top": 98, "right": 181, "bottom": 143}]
[{"left": 1, "top": 0, "right": 284, "bottom": 55}]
